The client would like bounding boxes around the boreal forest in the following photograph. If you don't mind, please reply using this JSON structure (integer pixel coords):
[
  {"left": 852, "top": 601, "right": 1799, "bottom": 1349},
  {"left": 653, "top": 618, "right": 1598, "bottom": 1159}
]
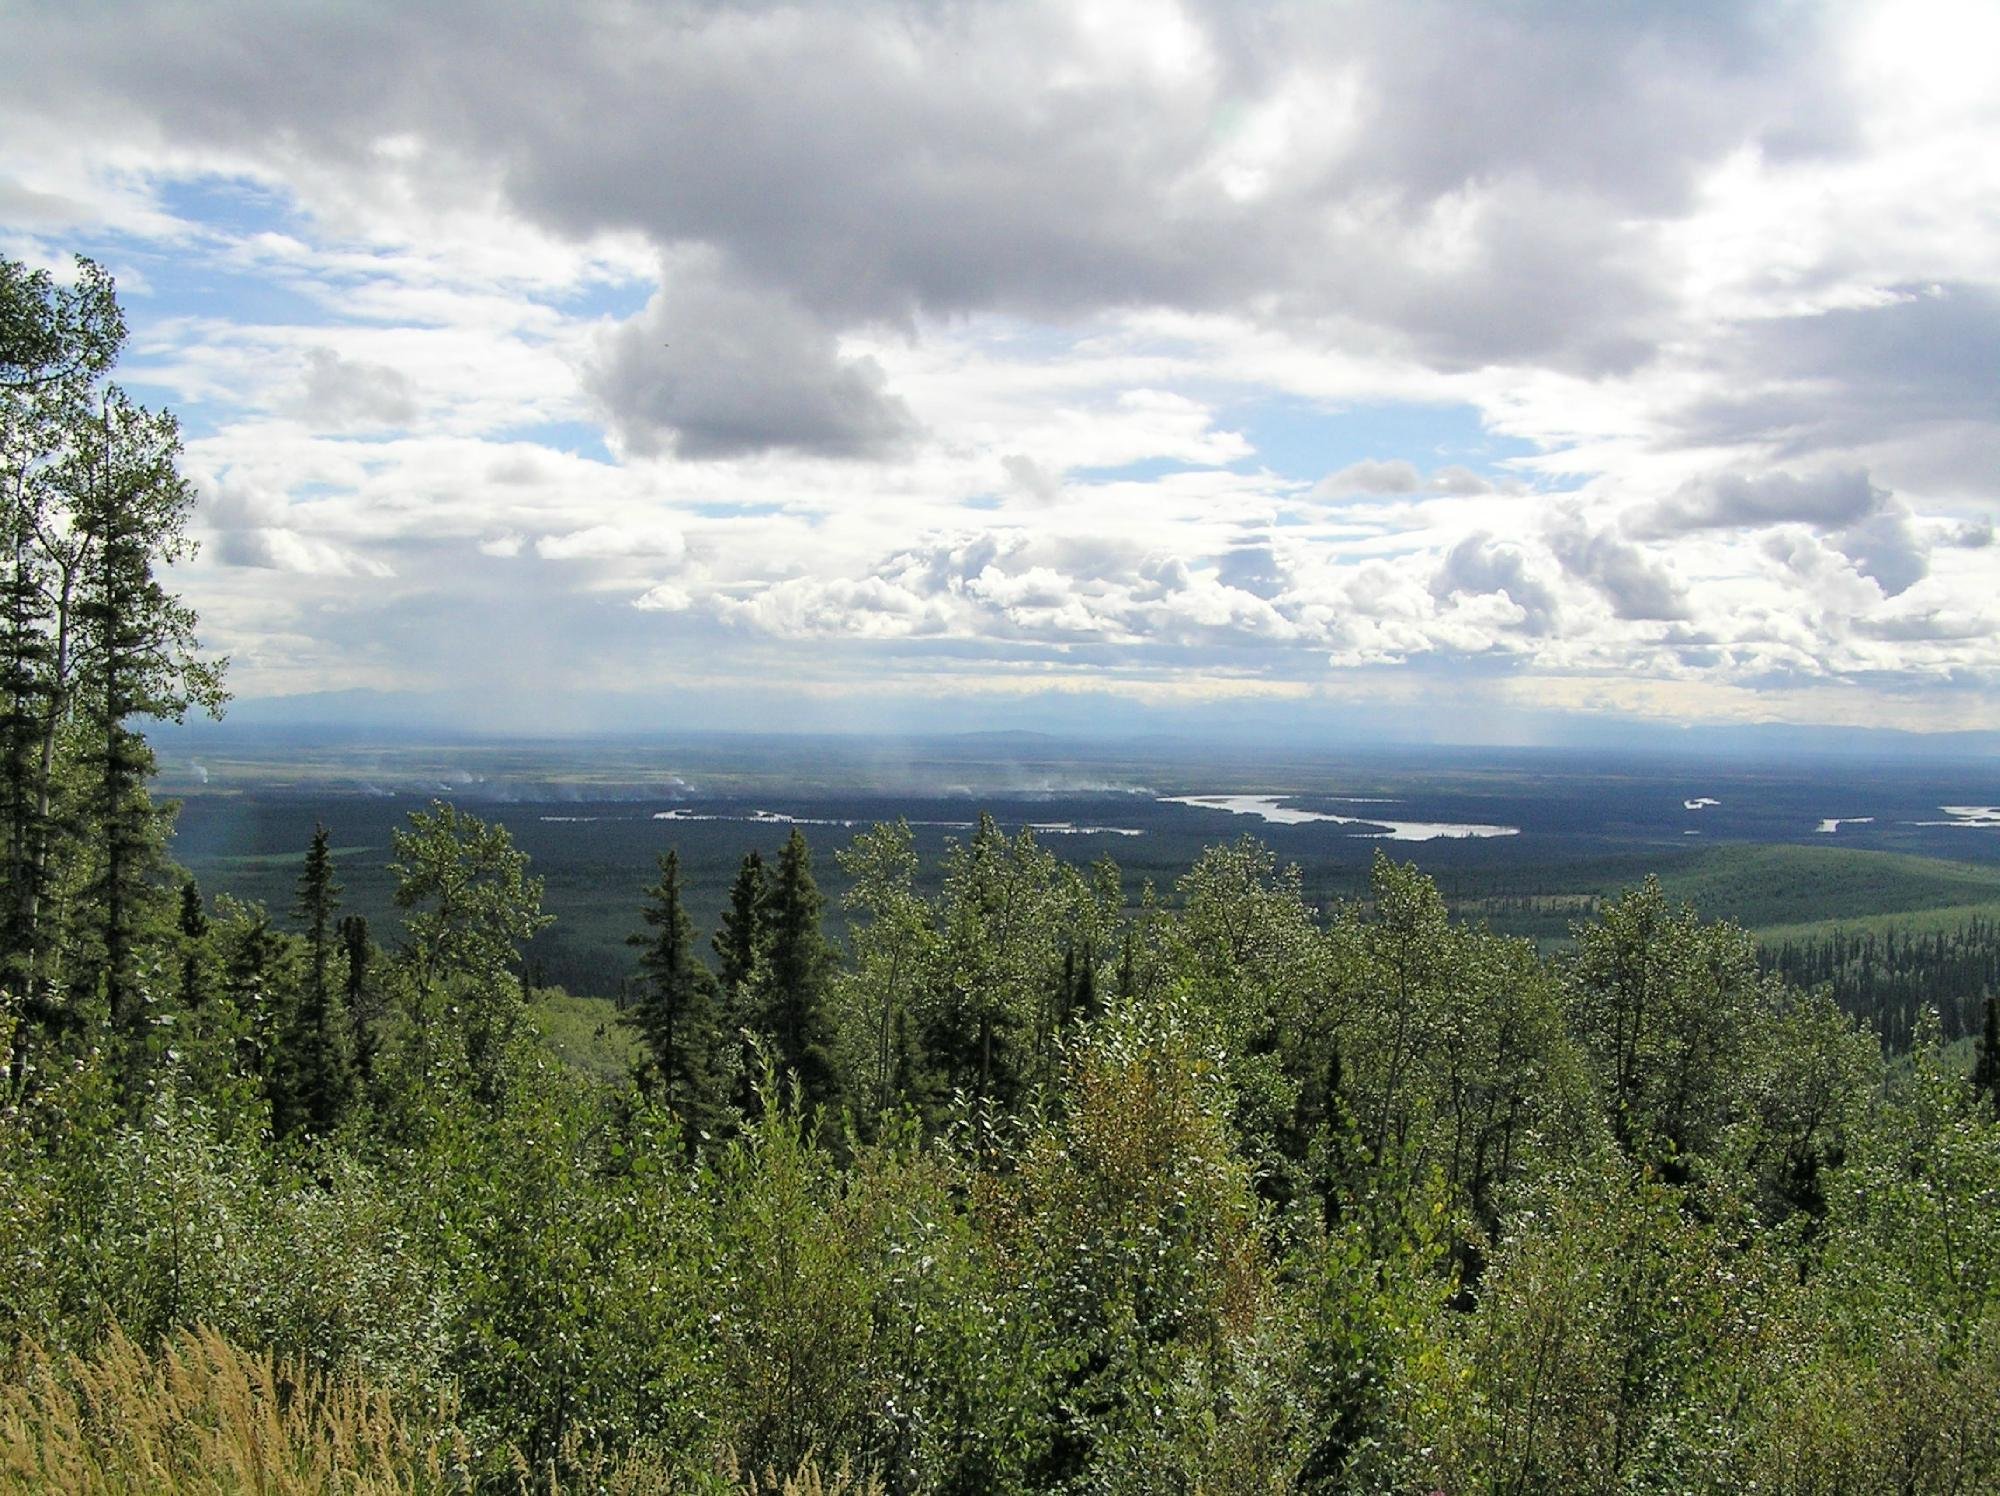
[{"left": 5, "top": 261, "right": 2000, "bottom": 1494}]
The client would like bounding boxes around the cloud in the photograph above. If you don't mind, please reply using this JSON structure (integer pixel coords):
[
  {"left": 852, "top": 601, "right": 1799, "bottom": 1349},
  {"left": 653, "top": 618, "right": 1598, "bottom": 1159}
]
[
  {"left": 1428, "top": 465, "right": 1493, "bottom": 496},
  {"left": 0, "top": 1, "right": 1853, "bottom": 365},
  {"left": 1430, "top": 533, "right": 1560, "bottom": 635},
  {"left": 1832, "top": 502, "right": 1928, "bottom": 596},
  {"left": 201, "top": 472, "right": 393, "bottom": 577},
  {"left": 290, "top": 346, "right": 418, "bottom": 430},
  {"left": 536, "top": 524, "right": 686, "bottom": 563},
  {"left": 5, "top": 2, "right": 1997, "bottom": 728},
  {"left": 1314, "top": 458, "right": 1495, "bottom": 501},
  {"left": 1547, "top": 515, "right": 1691, "bottom": 621},
  {"left": 880, "top": 532, "right": 1024, "bottom": 599},
  {"left": 1214, "top": 535, "right": 1285, "bottom": 600},
  {"left": 1637, "top": 467, "right": 1884, "bottom": 535},
  {"left": 1316, "top": 459, "right": 1422, "bottom": 498},
  {"left": 1855, "top": 610, "right": 1994, "bottom": 643},
  {"left": 633, "top": 582, "right": 692, "bottom": 612},
  {"left": 1659, "top": 287, "right": 2000, "bottom": 488},
  {"left": 583, "top": 257, "right": 915, "bottom": 460},
  {"left": 1000, "top": 453, "right": 1062, "bottom": 504},
  {"left": 720, "top": 574, "right": 945, "bottom": 639},
  {"left": 216, "top": 527, "right": 394, "bottom": 578}
]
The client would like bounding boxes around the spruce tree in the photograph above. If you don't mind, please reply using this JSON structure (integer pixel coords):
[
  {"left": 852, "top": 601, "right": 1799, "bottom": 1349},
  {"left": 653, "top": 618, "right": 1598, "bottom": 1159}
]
[
  {"left": 1974, "top": 993, "right": 2000, "bottom": 1118},
  {"left": 627, "top": 848, "right": 721, "bottom": 1127},
  {"left": 339, "top": 914, "right": 381, "bottom": 1087},
  {"left": 1, "top": 255, "right": 221, "bottom": 1102},
  {"left": 71, "top": 387, "right": 224, "bottom": 1109},
  {"left": 714, "top": 849, "right": 767, "bottom": 1002},
  {"left": 276, "top": 823, "right": 352, "bottom": 1138},
  {"left": 172, "top": 882, "right": 245, "bottom": 1117},
  {"left": 223, "top": 905, "right": 289, "bottom": 1103},
  {"left": 176, "top": 876, "right": 209, "bottom": 1013},
  {"left": 745, "top": 829, "right": 841, "bottom": 1112},
  {"left": 2, "top": 260, "right": 120, "bottom": 1039},
  {"left": 297, "top": 824, "right": 338, "bottom": 1014}
]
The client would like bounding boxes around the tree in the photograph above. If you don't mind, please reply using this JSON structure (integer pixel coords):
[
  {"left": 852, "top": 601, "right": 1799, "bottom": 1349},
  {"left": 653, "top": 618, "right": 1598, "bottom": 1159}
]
[
  {"left": 626, "top": 848, "right": 721, "bottom": 1127},
  {"left": 1, "top": 257, "right": 122, "bottom": 392},
  {"left": 835, "top": 819, "right": 935, "bottom": 1123},
  {"left": 1568, "top": 877, "right": 1767, "bottom": 1171},
  {"left": 744, "top": 829, "right": 840, "bottom": 1113},
  {"left": 272, "top": 824, "right": 352, "bottom": 1138},
  {"left": 75, "top": 385, "right": 225, "bottom": 1105},
  {"left": 1974, "top": 993, "right": 2000, "bottom": 1118},
  {"left": 338, "top": 914, "right": 383, "bottom": 1089},
  {"left": 918, "top": 815, "right": 1089, "bottom": 1113},
  {"left": 219, "top": 900, "right": 292, "bottom": 1108},
  {"left": 390, "top": 801, "right": 552, "bottom": 1107},
  {"left": 295, "top": 825, "right": 339, "bottom": 1013},
  {"left": 2, "top": 259, "right": 124, "bottom": 1082},
  {"left": 175, "top": 877, "right": 209, "bottom": 1014},
  {"left": 714, "top": 849, "right": 767, "bottom": 1001},
  {"left": 0, "top": 256, "right": 223, "bottom": 1104}
]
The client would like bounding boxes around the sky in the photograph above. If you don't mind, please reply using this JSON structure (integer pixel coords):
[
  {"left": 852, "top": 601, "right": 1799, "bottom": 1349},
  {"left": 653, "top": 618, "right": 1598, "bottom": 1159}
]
[{"left": 2, "top": 0, "right": 1996, "bottom": 745}]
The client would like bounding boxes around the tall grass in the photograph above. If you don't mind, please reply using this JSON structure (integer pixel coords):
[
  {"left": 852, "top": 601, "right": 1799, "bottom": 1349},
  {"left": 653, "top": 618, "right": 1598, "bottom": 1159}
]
[
  {"left": 0, "top": 1325, "right": 459, "bottom": 1493},
  {"left": 1, "top": 1326, "right": 882, "bottom": 1495}
]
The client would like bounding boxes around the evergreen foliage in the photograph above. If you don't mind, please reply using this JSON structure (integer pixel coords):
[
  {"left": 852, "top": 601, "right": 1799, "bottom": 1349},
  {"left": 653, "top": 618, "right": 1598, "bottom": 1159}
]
[
  {"left": 1974, "top": 992, "right": 2000, "bottom": 1117},
  {"left": 743, "top": 829, "right": 841, "bottom": 1113},
  {"left": 626, "top": 848, "right": 722, "bottom": 1128},
  {"left": 339, "top": 913, "right": 383, "bottom": 1089},
  {"left": 272, "top": 824, "right": 353, "bottom": 1139},
  {"left": 1761, "top": 913, "right": 2000, "bottom": 1047},
  {"left": 714, "top": 848, "right": 768, "bottom": 1001},
  {"left": 0, "top": 256, "right": 222, "bottom": 1106}
]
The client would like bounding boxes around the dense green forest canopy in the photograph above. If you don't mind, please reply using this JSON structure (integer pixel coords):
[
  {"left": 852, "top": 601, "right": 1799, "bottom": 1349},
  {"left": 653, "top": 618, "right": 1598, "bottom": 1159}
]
[{"left": 6, "top": 258, "right": 2000, "bottom": 1494}]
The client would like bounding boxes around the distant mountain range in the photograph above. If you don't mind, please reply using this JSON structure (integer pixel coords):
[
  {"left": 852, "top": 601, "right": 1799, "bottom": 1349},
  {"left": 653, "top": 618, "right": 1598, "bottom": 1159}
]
[{"left": 145, "top": 687, "right": 2000, "bottom": 764}]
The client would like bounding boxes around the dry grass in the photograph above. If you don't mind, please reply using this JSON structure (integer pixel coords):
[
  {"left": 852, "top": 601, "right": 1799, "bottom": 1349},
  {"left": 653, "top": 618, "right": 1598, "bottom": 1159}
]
[
  {"left": 717, "top": 1451, "right": 881, "bottom": 1496},
  {"left": 2, "top": 1326, "right": 883, "bottom": 1496},
  {"left": 0, "top": 1325, "right": 461, "bottom": 1495}
]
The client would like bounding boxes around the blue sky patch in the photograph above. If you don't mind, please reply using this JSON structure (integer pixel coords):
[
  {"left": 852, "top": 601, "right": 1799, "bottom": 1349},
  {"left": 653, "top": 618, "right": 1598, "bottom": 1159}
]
[
  {"left": 1070, "top": 456, "right": 1210, "bottom": 483},
  {"left": 495, "top": 420, "right": 615, "bottom": 463},
  {"left": 1229, "top": 397, "right": 1539, "bottom": 485}
]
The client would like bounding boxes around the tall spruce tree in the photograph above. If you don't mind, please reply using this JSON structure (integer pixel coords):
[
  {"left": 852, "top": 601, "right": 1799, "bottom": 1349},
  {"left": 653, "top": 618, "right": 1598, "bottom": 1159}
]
[
  {"left": 72, "top": 386, "right": 222, "bottom": 1110},
  {"left": 1, "top": 256, "right": 223, "bottom": 1103},
  {"left": 714, "top": 849, "right": 768, "bottom": 1002},
  {"left": 1974, "top": 993, "right": 2000, "bottom": 1118},
  {"left": 339, "top": 914, "right": 381, "bottom": 1088},
  {"left": 745, "top": 829, "right": 841, "bottom": 1112},
  {"left": 275, "top": 823, "right": 352, "bottom": 1138},
  {"left": 297, "top": 825, "right": 338, "bottom": 1012},
  {"left": 176, "top": 876, "right": 209, "bottom": 1013},
  {"left": 2, "top": 257, "right": 123, "bottom": 1087},
  {"left": 222, "top": 904, "right": 290, "bottom": 1106},
  {"left": 627, "top": 848, "right": 721, "bottom": 1127}
]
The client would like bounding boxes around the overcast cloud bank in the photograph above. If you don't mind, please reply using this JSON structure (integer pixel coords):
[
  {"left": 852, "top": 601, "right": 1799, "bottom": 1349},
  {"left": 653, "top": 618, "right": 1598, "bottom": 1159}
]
[{"left": 2, "top": 0, "right": 1995, "bottom": 736}]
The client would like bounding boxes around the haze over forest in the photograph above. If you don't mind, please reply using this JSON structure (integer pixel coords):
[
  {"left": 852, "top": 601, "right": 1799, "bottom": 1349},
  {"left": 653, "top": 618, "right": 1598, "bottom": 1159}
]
[{"left": 3, "top": 0, "right": 1996, "bottom": 746}]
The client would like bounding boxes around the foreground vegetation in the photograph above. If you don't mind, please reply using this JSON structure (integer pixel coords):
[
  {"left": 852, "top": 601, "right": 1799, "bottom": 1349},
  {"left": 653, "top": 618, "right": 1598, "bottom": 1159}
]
[
  {"left": 7, "top": 808, "right": 2000, "bottom": 1492},
  {"left": 9, "top": 256, "right": 2000, "bottom": 1492}
]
